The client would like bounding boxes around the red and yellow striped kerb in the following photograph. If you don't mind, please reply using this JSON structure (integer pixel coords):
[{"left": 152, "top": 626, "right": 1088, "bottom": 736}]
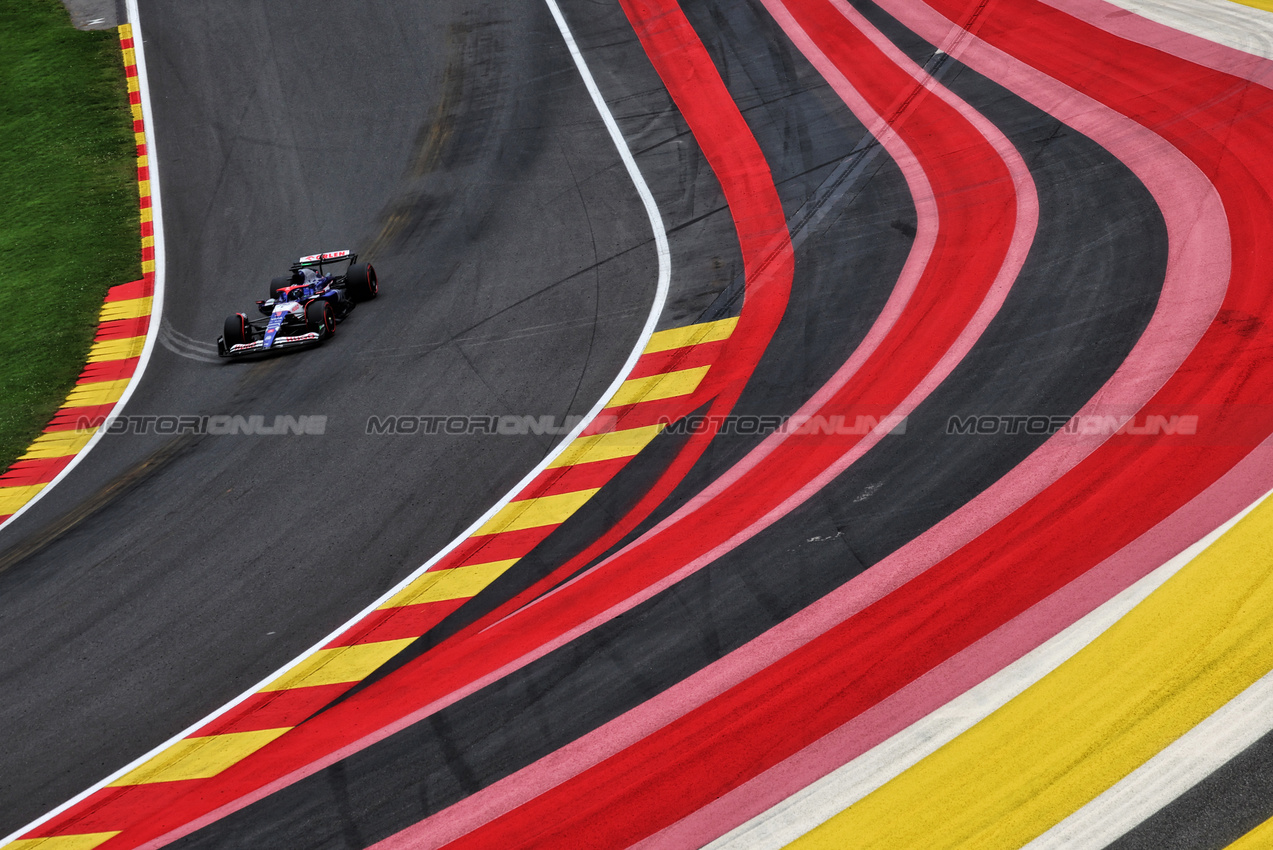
[
  {"left": 0, "top": 24, "right": 156, "bottom": 526},
  {"left": 11, "top": 316, "right": 737, "bottom": 848}
]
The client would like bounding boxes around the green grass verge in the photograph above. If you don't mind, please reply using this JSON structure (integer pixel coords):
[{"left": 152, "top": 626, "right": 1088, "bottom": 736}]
[{"left": 0, "top": 0, "right": 141, "bottom": 477}]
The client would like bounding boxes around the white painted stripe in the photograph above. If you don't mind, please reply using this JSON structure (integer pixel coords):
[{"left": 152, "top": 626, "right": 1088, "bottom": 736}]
[
  {"left": 0, "top": 5, "right": 166, "bottom": 535},
  {"left": 1023, "top": 669, "right": 1273, "bottom": 848},
  {"left": 1095, "top": 0, "right": 1273, "bottom": 61},
  {"left": 707, "top": 488, "right": 1273, "bottom": 850},
  {"left": 0, "top": 0, "right": 671, "bottom": 842}
]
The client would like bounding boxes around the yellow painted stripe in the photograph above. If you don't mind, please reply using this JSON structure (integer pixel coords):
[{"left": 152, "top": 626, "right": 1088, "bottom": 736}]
[
  {"left": 99, "top": 296, "right": 152, "bottom": 322},
  {"left": 1227, "top": 0, "right": 1273, "bottom": 12},
  {"left": 0, "top": 484, "right": 46, "bottom": 514},
  {"left": 108, "top": 728, "right": 289, "bottom": 786},
  {"left": 19, "top": 429, "right": 96, "bottom": 460},
  {"left": 379, "top": 560, "right": 520, "bottom": 609},
  {"left": 141, "top": 205, "right": 152, "bottom": 222},
  {"left": 547, "top": 424, "right": 664, "bottom": 468},
  {"left": 644, "top": 317, "right": 739, "bottom": 353},
  {"left": 8, "top": 832, "right": 120, "bottom": 849},
  {"left": 87, "top": 334, "right": 147, "bottom": 362},
  {"left": 62, "top": 379, "right": 130, "bottom": 408},
  {"left": 609, "top": 366, "right": 710, "bottom": 408},
  {"left": 472, "top": 489, "right": 600, "bottom": 536},
  {"left": 260, "top": 638, "right": 416, "bottom": 692},
  {"left": 1229, "top": 814, "right": 1273, "bottom": 848},
  {"left": 133, "top": 131, "right": 146, "bottom": 146},
  {"left": 142, "top": 259, "right": 156, "bottom": 273},
  {"left": 788, "top": 493, "right": 1273, "bottom": 850}
]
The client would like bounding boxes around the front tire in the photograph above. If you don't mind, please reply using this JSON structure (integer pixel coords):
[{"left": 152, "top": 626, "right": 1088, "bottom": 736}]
[
  {"left": 345, "top": 263, "right": 378, "bottom": 301},
  {"left": 223, "top": 313, "right": 250, "bottom": 348},
  {"left": 305, "top": 301, "right": 335, "bottom": 339}
]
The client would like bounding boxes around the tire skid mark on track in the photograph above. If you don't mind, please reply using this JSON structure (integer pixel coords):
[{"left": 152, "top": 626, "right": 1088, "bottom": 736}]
[
  {"left": 419, "top": 0, "right": 806, "bottom": 665},
  {"left": 2, "top": 0, "right": 721, "bottom": 834},
  {"left": 148, "top": 0, "right": 1038, "bottom": 834},
  {"left": 44, "top": 0, "right": 798, "bottom": 840},
  {"left": 0, "top": 24, "right": 160, "bottom": 536},
  {"left": 642, "top": 0, "right": 1233, "bottom": 841},
  {"left": 383, "top": 0, "right": 1037, "bottom": 841},
  {"left": 692, "top": 0, "right": 1273, "bottom": 843},
  {"left": 6, "top": 321, "right": 737, "bottom": 849}
]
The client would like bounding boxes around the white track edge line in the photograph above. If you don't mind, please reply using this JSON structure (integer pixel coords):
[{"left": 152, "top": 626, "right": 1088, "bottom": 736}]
[
  {"left": 708, "top": 485, "right": 1273, "bottom": 850},
  {"left": 0, "top": 0, "right": 670, "bottom": 841},
  {"left": 0, "top": 2, "right": 167, "bottom": 538},
  {"left": 1025, "top": 648, "right": 1273, "bottom": 845}
]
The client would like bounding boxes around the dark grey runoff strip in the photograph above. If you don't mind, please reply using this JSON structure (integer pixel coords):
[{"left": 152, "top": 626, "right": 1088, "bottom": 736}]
[
  {"left": 701, "top": 41, "right": 952, "bottom": 322},
  {"left": 171, "top": 0, "right": 1170, "bottom": 843}
]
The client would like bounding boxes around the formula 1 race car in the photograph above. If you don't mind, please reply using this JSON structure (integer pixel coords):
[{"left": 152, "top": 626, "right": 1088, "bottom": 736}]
[{"left": 217, "top": 250, "right": 378, "bottom": 357}]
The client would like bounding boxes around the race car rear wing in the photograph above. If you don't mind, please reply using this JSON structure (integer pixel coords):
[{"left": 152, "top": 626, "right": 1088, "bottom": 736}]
[{"left": 291, "top": 249, "right": 357, "bottom": 273}]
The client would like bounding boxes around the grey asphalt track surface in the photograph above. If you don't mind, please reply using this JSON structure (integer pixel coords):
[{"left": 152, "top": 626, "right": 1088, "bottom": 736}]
[
  {"left": 0, "top": 0, "right": 723, "bottom": 833},
  {"left": 161, "top": 0, "right": 1172, "bottom": 844}
]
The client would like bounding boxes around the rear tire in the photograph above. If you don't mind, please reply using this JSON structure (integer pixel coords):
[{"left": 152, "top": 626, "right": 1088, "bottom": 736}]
[
  {"left": 223, "top": 313, "right": 250, "bottom": 347},
  {"left": 270, "top": 276, "right": 291, "bottom": 300},
  {"left": 345, "top": 263, "right": 378, "bottom": 301},
  {"left": 306, "top": 301, "right": 335, "bottom": 338}
]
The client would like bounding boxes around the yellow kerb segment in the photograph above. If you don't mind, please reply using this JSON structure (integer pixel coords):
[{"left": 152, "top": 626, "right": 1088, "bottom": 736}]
[
  {"left": 380, "top": 560, "right": 520, "bottom": 609},
  {"left": 100, "top": 296, "right": 152, "bottom": 322},
  {"left": 261, "top": 638, "right": 416, "bottom": 692},
  {"left": 141, "top": 206, "right": 153, "bottom": 222},
  {"left": 548, "top": 424, "right": 664, "bottom": 468},
  {"left": 609, "top": 367, "right": 710, "bottom": 408},
  {"left": 644, "top": 317, "right": 738, "bottom": 353},
  {"left": 786, "top": 491, "right": 1273, "bottom": 850},
  {"left": 62, "top": 379, "right": 130, "bottom": 408},
  {"left": 473, "top": 489, "right": 600, "bottom": 536},
  {"left": 87, "top": 335, "right": 147, "bottom": 363},
  {"left": 0, "top": 484, "right": 47, "bottom": 514},
  {"left": 19, "top": 429, "right": 96, "bottom": 460},
  {"left": 1228, "top": 0, "right": 1273, "bottom": 11},
  {"left": 1230, "top": 814, "right": 1273, "bottom": 849},
  {"left": 137, "top": 179, "right": 150, "bottom": 197},
  {"left": 8, "top": 832, "right": 121, "bottom": 849},
  {"left": 109, "top": 728, "right": 290, "bottom": 786},
  {"left": 134, "top": 131, "right": 146, "bottom": 146}
]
